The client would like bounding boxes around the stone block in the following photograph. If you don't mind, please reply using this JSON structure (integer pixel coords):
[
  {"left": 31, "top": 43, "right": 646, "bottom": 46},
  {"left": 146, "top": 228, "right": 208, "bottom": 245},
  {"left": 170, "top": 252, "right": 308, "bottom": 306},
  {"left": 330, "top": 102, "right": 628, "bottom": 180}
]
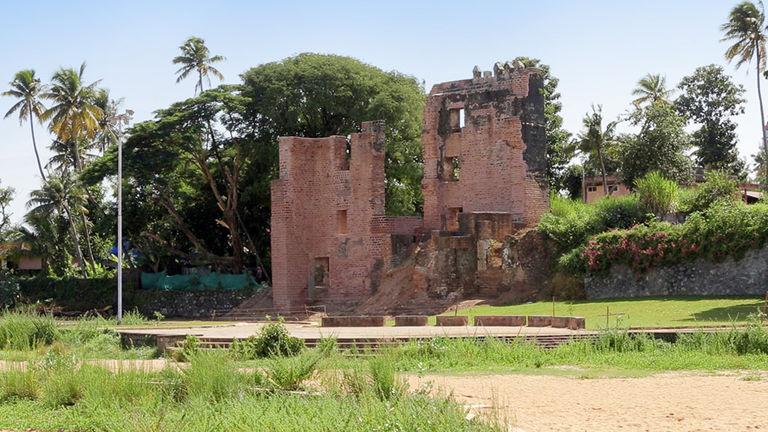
[
  {"left": 435, "top": 315, "right": 469, "bottom": 326},
  {"left": 550, "top": 316, "right": 570, "bottom": 328},
  {"left": 474, "top": 315, "right": 526, "bottom": 326},
  {"left": 394, "top": 315, "right": 428, "bottom": 326},
  {"left": 321, "top": 316, "right": 385, "bottom": 327},
  {"left": 527, "top": 315, "right": 552, "bottom": 327},
  {"left": 568, "top": 317, "right": 586, "bottom": 330}
]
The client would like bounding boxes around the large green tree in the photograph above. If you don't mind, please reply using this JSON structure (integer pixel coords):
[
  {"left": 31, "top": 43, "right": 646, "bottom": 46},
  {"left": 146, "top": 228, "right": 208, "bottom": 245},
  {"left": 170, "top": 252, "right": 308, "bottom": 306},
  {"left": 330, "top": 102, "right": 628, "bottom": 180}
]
[
  {"left": 239, "top": 53, "right": 425, "bottom": 216},
  {"left": 722, "top": 1, "right": 767, "bottom": 178},
  {"left": 513, "top": 57, "right": 575, "bottom": 192},
  {"left": 620, "top": 102, "right": 693, "bottom": 186},
  {"left": 676, "top": 64, "right": 747, "bottom": 177}
]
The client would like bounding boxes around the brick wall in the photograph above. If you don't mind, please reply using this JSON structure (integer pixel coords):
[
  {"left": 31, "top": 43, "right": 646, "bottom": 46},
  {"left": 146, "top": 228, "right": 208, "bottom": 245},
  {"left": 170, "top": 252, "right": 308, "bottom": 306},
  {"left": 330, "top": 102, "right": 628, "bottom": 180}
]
[
  {"left": 421, "top": 66, "right": 549, "bottom": 231},
  {"left": 271, "top": 121, "right": 403, "bottom": 311}
]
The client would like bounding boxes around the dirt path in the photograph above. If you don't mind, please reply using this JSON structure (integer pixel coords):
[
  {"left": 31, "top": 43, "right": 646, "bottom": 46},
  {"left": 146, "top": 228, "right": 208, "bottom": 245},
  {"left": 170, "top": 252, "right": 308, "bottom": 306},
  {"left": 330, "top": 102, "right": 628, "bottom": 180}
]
[{"left": 409, "top": 371, "right": 768, "bottom": 432}]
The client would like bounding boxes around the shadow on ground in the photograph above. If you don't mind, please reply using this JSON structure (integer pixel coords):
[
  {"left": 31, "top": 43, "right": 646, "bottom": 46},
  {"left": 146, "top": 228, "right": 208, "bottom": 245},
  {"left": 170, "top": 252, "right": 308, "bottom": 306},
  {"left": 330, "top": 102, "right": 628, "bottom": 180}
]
[{"left": 686, "top": 301, "right": 764, "bottom": 323}]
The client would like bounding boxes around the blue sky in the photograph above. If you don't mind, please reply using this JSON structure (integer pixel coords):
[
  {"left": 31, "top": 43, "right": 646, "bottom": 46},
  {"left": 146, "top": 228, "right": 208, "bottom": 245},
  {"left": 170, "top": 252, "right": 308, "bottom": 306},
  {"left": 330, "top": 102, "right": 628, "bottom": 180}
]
[{"left": 0, "top": 0, "right": 760, "bottom": 222}]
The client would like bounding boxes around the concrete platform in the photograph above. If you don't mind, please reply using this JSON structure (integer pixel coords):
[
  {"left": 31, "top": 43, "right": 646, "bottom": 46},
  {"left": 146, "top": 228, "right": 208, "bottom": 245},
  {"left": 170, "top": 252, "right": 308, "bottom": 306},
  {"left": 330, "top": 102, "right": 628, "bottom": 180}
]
[{"left": 118, "top": 322, "right": 585, "bottom": 341}]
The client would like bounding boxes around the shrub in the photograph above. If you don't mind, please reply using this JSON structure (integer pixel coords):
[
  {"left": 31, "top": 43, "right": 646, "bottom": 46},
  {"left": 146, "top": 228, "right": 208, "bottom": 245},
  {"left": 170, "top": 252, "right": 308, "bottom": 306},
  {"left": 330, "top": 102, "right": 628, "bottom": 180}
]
[
  {"left": 0, "top": 310, "right": 59, "bottom": 350},
  {"left": 635, "top": 171, "right": 678, "bottom": 217},
  {"left": 681, "top": 170, "right": 739, "bottom": 214},
  {"left": 370, "top": 357, "right": 403, "bottom": 401},
  {"left": 595, "top": 195, "right": 648, "bottom": 230},
  {"left": 0, "top": 270, "right": 20, "bottom": 309},
  {"left": 230, "top": 320, "right": 304, "bottom": 359},
  {"left": 0, "top": 369, "right": 39, "bottom": 401},
  {"left": 539, "top": 196, "right": 601, "bottom": 251},
  {"left": 264, "top": 352, "right": 321, "bottom": 391}
]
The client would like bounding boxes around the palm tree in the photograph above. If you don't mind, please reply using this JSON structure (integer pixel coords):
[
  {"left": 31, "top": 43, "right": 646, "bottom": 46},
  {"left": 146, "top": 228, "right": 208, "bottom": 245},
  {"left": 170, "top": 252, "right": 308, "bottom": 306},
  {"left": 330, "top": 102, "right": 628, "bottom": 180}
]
[
  {"left": 42, "top": 63, "right": 103, "bottom": 172},
  {"left": 2, "top": 70, "right": 48, "bottom": 182},
  {"left": 722, "top": 1, "right": 768, "bottom": 180},
  {"left": 26, "top": 175, "right": 88, "bottom": 276},
  {"left": 578, "top": 105, "right": 618, "bottom": 196},
  {"left": 91, "top": 89, "right": 133, "bottom": 153},
  {"left": 173, "top": 36, "right": 225, "bottom": 95},
  {"left": 631, "top": 74, "right": 673, "bottom": 108}
]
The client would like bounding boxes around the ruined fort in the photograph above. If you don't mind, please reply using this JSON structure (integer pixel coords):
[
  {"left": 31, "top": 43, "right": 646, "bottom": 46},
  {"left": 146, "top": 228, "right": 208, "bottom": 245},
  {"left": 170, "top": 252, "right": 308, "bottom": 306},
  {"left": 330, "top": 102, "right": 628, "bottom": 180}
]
[{"left": 271, "top": 62, "right": 551, "bottom": 312}]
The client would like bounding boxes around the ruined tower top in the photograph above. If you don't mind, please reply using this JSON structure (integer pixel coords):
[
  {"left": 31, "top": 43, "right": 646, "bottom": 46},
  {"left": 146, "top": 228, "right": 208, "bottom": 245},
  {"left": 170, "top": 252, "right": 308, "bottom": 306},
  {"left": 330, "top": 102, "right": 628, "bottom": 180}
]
[{"left": 421, "top": 62, "right": 549, "bottom": 231}]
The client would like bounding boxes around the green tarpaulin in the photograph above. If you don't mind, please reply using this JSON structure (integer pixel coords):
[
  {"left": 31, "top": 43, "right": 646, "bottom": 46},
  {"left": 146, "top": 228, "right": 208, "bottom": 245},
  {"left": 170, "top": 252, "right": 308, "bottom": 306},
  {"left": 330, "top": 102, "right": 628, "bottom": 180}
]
[{"left": 140, "top": 271, "right": 261, "bottom": 291}]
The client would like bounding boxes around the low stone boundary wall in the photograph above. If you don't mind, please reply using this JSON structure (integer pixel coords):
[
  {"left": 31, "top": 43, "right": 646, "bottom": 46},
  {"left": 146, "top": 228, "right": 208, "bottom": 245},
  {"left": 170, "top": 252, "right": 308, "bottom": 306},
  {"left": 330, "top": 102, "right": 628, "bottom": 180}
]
[
  {"left": 474, "top": 315, "right": 526, "bottom": 326},
  {"left": 321, "top": 316, "right": 385, "bottom": 327},
  {"left": 394, "top": 315, "right": 429, "bottom": 326},
  {"left": 585, "top": 247, "right": 768, "bottom": 299},
  {"left": 436, "top": 316, "right": 469, "bottom": 326},
  {"left": 527, "top": 316, "right": 553, "bottom": 327}
]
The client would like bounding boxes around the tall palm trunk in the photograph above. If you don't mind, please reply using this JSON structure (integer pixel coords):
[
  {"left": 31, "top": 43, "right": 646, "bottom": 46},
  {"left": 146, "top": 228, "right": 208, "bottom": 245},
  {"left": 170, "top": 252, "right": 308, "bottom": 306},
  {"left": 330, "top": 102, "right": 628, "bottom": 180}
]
[
  {"left": 757, "top": 43, "right": 768, "bottom": 185},
  {"left": 597, "top": 144, "right": 609, "bottom": 196},
  {"left": 61, "top": 204, "right": 87, "bottom": 277},
  {"left": 28, "top": 111, "right": 46, "bottom": 183}
]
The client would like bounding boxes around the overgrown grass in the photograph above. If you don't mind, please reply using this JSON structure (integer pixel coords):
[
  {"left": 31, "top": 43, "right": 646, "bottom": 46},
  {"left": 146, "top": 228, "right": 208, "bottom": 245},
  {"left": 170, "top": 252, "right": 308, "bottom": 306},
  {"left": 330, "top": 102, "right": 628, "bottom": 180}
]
[
  {"left": 0, "top": 349, "right": 501, "bottom": 432},
  {"left": 372, "top": 325, "right": 768, "bottom": 373}
]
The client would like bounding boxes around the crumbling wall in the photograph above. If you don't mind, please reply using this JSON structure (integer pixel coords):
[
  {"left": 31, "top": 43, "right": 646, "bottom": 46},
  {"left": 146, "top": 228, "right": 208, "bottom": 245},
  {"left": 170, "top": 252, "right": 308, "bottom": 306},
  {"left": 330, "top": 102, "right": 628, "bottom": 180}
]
[
  {"left": 271, "top": 121, "right": 423, "bottom": 312},
  {"left": 421, "top": 64, "right": 548, "bottom": 231}
]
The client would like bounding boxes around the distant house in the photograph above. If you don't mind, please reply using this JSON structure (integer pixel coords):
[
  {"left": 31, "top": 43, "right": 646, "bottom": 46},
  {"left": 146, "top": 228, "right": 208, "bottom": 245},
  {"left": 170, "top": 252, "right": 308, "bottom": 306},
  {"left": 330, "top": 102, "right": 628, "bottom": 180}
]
[
  {"left": 0, "top": 242, "right": 43, "bottom": 272},
  {"left": 582, "top": 175, "right": 763, "bottom": 205},
  {"left": 582, "top": 175, "right": 631, "bottom": 203}
]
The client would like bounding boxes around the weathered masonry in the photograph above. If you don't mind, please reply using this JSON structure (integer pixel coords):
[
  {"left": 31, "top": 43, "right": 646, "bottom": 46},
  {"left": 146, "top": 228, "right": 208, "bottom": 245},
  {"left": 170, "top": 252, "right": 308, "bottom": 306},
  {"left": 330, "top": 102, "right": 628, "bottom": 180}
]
[
  {"left": 270, "top": 121, "right": 421, "bottom": 311},
  {"left": 271, "top": 63, "right": 549, "bottom": 312},
  {"left": 421, "top": 62, "right": 548, "bottom": 231}
]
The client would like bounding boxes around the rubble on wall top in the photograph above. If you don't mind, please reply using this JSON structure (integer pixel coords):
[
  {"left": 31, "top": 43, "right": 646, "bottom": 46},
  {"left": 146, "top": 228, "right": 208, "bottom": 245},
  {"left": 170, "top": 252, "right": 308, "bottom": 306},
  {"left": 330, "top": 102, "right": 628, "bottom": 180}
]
[{"left": 471, "top": 60, "right": 541, "bottom": 81}]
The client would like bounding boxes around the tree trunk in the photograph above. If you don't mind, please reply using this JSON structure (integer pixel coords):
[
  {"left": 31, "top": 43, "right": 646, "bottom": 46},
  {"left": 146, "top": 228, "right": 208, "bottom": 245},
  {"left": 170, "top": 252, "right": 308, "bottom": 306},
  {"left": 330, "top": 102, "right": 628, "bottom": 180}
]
[
  {"left": 80, "top": 212, "right": 96, "bottom": 268},
  {"left": 756, "top": 45, "right": 768, "bottom": 186},
  {"left": 61, "top": 204, "right": 87, "bottom": 277},
  {"left": 28, "top": 111, "right": 47, "bottom": 183},
  {"left": 597, "top": 144, "right": 610, "bottom": 196}
]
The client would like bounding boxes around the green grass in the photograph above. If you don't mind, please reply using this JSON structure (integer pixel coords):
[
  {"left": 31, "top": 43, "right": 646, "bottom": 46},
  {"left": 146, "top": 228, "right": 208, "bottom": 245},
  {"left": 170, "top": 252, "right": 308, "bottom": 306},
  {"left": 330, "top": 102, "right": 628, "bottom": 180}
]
[
  {"left": 446, "top": 296, "right": 765, "bottom": 329},
  {"left": 0, "top": 350, "right": 501, "bottom": 432}
]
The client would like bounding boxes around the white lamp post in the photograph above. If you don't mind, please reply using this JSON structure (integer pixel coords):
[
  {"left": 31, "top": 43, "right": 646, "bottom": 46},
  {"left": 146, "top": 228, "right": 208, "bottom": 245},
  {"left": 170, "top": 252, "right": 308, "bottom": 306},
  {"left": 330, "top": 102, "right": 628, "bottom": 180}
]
[{"left": 117, "top": 138, "right": 123, "bottom": 323}]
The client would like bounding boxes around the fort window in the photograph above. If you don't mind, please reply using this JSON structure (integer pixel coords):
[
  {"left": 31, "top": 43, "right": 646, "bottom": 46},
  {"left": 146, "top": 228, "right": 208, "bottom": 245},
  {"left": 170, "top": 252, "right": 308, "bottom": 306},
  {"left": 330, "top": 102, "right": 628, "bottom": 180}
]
[
  {"left": 335, "top": 139, "right": 351, "bottom": 171},
  {"left": 587, "top": 186, "right": 597, "bottom": 192},
  {"left": 337, "top": 210, "right": 348, "bottom": 234},
  {"left": 447, "top": 207, "right": 463, "bottom": 231},
  {"left": 312, "top": 257, "right": 330, "bottom": 289},
  {"left": 608, "top": 184, "right": 618, "bottom": 193},
  {"left": 449, "top": 108, "right": 464, "bottom": 132},
  {"left": 447, "top": 157, "right": 461, "bottom": 181}
]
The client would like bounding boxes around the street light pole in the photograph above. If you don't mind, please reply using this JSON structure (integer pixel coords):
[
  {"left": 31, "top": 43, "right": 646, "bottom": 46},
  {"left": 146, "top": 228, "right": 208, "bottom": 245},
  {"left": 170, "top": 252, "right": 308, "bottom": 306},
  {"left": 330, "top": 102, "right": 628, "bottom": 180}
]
[{"left": 117, "top": 138, "right": 123, "bottom": 323}]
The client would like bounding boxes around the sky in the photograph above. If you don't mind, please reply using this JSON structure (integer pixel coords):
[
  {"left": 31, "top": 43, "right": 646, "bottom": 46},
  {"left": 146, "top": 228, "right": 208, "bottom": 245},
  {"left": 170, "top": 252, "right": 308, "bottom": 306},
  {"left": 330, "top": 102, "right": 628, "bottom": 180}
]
[{"left": 0, "top": 0, "right": 761, "bottom": 222}]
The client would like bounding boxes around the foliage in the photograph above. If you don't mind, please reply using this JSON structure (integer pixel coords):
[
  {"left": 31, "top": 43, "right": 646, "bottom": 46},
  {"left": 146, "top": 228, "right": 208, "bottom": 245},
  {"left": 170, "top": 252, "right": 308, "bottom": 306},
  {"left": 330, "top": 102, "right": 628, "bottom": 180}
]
[
  {"left": 572, "top": 201, "right": 768, "bottom": 274},
  {"left": 239, "top": 53, "right": 425, "bottom": 216},
  {"left": 539, "top": 195, "right": 647, "bottom": 252},
  {"left": 173, "top": 36, "right": 226, "bottom": 95},
  {"left": 0, "top": 181, "right": 14, "bottom": 238},
  {"left": 679, "top": 170, "right": 740, "bottom": 214},
  {"left": 577, "top": 105, "right": 617, "bottom": 194},
  {"left": 676, "top": 64, "right": 747, "bottom": 177},
  {"left": 632, "top": 73, "right": 673, "bottom": 108},
  {"left": 620, "top": 101, "right": 693, "bottom": 186},
  {"left": 635, "top": 171, "right": 678, "bottom": 217},
  {"left": 264, "top": 351, "right": 321, "bottom": 391},
  {"left": 0, "top": 270, "right": 20, "bottom": 309},
  {"left": 230, "top": 320, "right": 304, "bottom": 359}
]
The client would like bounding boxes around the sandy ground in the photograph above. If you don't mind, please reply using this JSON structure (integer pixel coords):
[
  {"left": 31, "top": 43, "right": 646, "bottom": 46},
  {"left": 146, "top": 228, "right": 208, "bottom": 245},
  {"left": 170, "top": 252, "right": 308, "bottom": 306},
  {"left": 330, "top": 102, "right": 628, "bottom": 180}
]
[{"left": 409, "top": 371, "right": 768, "bottom": 432}]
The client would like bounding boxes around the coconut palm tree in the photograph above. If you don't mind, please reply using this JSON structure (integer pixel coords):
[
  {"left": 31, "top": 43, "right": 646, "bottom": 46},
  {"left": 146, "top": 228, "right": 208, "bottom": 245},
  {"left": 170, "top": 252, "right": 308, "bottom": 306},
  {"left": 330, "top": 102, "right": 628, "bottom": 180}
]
[
  {"left": 173, "top": 36, "right": 225, "bottom": 95},
  {"left": 26, "top": 175, "right": 88, "bottom": 276},
  {"left": 2, "top": 70, "right": 48, "bottom": 182},
  {"left": 722, "top": 1, "right": 768, "bottom": 178},
  {"left": 91, "top": 89, "right": 133, "bottom": 153},
  {"left": 578, "top": 105, "right": 618, "bottom": 196},
  {"left": 632, "top": 74, "right": 673, "bottom": 108},
  {"left": 42, "top": 63, "right": 103, "bottom": 172}
]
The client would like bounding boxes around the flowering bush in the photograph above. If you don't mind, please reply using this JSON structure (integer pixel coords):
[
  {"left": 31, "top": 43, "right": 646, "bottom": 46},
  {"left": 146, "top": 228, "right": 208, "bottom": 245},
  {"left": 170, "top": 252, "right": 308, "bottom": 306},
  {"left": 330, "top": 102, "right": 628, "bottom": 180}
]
[{"left": 571, "top": 202, "right": 768, "bottom": 275}]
